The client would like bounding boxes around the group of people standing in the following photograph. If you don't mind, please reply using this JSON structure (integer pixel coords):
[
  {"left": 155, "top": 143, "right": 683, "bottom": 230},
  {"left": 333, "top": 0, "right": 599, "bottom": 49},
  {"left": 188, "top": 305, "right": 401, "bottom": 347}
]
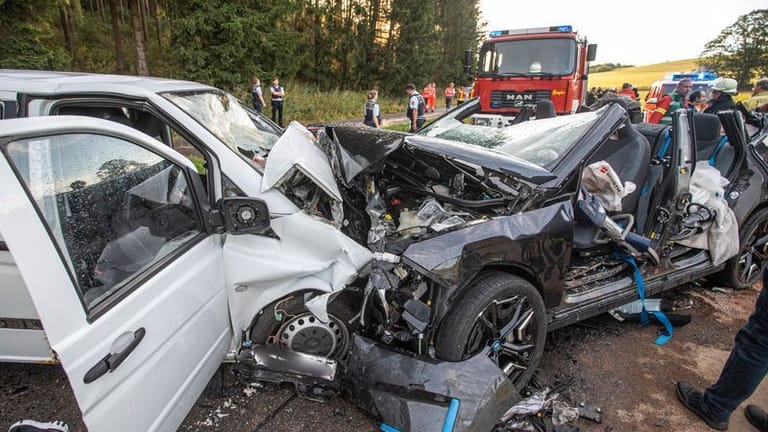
[
  {"left": 251, "top": 76, "right": 285, "bottom": 127},
  {"left": 647, "top": 77, "right": 739, "bottom": 124}
]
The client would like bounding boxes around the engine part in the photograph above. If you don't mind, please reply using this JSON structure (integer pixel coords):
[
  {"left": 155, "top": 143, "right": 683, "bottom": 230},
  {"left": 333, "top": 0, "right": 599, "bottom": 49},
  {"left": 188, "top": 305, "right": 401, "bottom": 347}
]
[{"left": 402, "top": 299, "right": 431, "bottom": 333}]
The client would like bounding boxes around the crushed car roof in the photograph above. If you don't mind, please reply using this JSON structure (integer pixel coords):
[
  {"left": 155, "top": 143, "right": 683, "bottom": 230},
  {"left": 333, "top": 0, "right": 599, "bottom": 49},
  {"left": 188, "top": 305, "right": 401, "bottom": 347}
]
[{"left": 0, "top": 69, "right": 215, "bottom": 96}]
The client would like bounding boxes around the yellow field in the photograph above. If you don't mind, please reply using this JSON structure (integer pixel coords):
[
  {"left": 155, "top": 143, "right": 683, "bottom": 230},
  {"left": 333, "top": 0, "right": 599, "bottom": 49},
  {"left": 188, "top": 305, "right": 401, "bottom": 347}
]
[
  {"left": 589, "top": 59, "right": 751, "bottom": 102},
  {"left": 589, "top": 59, "right": 700, "bottom": 91}
]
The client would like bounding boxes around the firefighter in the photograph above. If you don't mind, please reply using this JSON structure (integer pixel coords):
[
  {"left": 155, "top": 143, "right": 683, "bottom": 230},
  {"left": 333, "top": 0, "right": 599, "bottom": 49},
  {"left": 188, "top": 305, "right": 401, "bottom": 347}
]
[
  {"left": 648, "top": 78, "right": 692, "bottom": 125},
  {"left": 456, "top": 86, "right": 466, "bottom": 105},
  {"left": 744, "top": 78, "right": 768, "bottom": 112},
  {"left": 617, "top": 82, "right": 636, "bottom": 100},
  {"left": 704, "top": 78, "right": 738, "bottom": 114}
]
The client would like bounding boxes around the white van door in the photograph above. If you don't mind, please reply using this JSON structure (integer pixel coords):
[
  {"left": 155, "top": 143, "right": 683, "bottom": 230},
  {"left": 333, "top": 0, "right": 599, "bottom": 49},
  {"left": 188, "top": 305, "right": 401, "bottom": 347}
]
[{"left": 0, "top": 117, "right": 232, "bottom": 432}]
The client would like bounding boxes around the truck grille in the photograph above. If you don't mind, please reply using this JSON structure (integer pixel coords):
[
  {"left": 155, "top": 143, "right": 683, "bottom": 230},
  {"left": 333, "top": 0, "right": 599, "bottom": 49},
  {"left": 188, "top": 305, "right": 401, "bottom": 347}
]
[{"left": 489, "top": 90, "right": 552, "bottom": 108}]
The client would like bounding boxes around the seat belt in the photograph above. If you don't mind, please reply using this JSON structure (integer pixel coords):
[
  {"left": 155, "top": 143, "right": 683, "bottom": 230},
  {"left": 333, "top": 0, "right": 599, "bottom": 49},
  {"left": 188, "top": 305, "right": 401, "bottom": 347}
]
[
  {"left": 709, "top": 136, "right": 729, "bottom": 167},
  {"left": 635, "top": 129, "right": 671, "bottom": 234},
  {"left": 616, "top": 255, "right": 674, "bottom": 346}
]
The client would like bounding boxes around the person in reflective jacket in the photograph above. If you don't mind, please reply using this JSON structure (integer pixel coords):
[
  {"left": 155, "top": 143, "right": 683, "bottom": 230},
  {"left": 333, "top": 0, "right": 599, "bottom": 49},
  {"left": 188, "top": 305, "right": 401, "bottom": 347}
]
[{"left": 363, "top": 90, "right": 381, "bottom": 128}]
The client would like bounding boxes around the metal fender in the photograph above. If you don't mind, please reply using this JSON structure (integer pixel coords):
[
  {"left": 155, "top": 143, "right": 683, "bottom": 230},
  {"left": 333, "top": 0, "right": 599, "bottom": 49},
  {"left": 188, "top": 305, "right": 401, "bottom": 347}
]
[{"left": 223, "top": 211, "right": 372, "bottom": 344}]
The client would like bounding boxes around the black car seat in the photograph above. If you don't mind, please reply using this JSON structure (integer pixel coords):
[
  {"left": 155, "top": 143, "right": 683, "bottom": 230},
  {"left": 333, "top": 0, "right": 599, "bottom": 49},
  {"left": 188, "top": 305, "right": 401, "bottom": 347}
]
[
  {"left": 693, "top": 113, "right": 733, "bottom": 175},
  {"left": 585, "top": 121, "right": 651, "bottom": 214},
  {"left": 574, "top": 121, "right": 651, "bottom": 249},
  {"left": 535, "top": 100, "right": 556, "bottom": 119}
]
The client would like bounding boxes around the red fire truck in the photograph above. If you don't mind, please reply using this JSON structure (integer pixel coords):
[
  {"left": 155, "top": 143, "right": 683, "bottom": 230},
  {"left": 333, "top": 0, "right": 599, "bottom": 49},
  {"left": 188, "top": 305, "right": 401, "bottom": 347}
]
[{"left": 466, "top": 25, "right": 597, "bottom": 126}]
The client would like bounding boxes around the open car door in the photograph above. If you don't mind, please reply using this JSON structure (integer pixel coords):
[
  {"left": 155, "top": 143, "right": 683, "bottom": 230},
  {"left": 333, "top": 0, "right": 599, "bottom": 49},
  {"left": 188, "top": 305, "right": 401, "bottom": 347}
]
[{"left": 0, "top": 116, "right": 231, "bottom": 432}]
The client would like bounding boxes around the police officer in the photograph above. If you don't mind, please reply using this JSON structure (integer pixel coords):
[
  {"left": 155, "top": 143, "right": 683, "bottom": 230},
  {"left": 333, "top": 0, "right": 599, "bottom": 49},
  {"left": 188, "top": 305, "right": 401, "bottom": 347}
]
[
  {"left": 405, "top": 83, "right": 426, "bottom": 132},
  {"left": 364, "top": 90, "right": 381, "bottom": 128},
  {"left": 648, "top": 78, "right": 692, "bottom": 125},
  {"left": 270, "top": 77, "right": 285, "bottom": 127}
]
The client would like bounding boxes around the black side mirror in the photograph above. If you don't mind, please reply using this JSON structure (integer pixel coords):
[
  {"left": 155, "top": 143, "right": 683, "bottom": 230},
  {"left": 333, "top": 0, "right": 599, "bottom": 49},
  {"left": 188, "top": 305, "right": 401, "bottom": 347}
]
[
  {"left": 587, "top": 44, "right": 597, "bottom": 62},
  {"left": 463, "top": 49, "right": 473, "bottom": 74},
  {"left": 218, "top": 197, "right": 271, "bottom": 235}
]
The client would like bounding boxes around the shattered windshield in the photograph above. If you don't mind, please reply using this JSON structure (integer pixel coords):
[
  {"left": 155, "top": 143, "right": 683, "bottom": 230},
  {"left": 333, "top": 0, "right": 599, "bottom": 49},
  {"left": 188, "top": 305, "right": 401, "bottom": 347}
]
[
  {"left": 419, "top": 105, "right": 608, "bottom": 168},
  {"left": 163, "top": 91, "right": 281, "bottom": 166}
]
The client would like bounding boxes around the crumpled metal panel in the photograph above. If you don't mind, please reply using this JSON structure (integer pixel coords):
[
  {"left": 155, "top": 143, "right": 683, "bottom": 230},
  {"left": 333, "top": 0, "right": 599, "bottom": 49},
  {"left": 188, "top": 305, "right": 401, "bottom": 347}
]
[
  {"left": 262, "top": 121, "right": 342, "bottom": 202},
  {"left": 325, "top": 125, "right": 556, "bottom": 185},
  {"left": 324, "top": 126, "right": 404, "bottom": 185},
  {"left": 402, "top": 202, "right": 573, "bottom": 308},
  {"left": 223, "top": 211, "right": 372, "bottom": 339},
  {"left": 340, "top": 335, "right": 520, "bottom": 432}
]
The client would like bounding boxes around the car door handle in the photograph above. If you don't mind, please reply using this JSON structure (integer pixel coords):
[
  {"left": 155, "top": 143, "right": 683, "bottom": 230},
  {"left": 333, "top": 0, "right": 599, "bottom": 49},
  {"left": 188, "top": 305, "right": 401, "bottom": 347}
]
[{"left": 83, "top": 327, "right": 146, "bottom": 383}]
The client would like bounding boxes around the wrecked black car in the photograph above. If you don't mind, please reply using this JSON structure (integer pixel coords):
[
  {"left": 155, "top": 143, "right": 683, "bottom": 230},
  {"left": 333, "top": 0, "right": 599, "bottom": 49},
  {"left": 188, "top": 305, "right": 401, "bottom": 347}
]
[{"left": 4, "top": 70, "right": 768, "bottom": 432}]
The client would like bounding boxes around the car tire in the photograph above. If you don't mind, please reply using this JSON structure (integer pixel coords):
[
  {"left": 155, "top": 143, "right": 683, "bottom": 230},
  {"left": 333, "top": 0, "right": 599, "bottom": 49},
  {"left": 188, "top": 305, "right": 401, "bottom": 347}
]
[
  {"left": 435, "top": 272, "right": 546, "bottom": 389},
  {"left": 250, "top": 291, "right": 358, "bottom": 359},
  {"left": 720, "top": 207, "right": 768, "bottom": 290}
]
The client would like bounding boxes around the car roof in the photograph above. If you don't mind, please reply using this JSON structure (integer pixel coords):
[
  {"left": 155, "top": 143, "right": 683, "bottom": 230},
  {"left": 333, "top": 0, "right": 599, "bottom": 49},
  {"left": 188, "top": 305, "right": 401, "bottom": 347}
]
[{"left": 0, "top": 69, "right": 217, "bottom": 97}]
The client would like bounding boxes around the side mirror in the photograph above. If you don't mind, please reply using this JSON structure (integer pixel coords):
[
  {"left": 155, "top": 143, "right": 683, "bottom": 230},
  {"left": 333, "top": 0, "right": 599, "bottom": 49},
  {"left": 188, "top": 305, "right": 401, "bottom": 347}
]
[
  {"left": 587, "top": 44, "right": 597, "bottom": 62},
  {"left": 463, "top": 49, "right": 473, "bottom": 74},
  {"left": 218, "top": 197, "right": 271, "bottom": 235}
]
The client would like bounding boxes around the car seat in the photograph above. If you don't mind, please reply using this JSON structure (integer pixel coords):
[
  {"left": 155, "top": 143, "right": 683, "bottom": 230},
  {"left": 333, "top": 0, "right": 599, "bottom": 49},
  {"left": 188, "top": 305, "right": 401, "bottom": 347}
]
[
  {"left": 574, "top": 121, "right": 651, "bottom": 249},
  {"left": 57, "top": 106, "right": 133, "bottom": 127},
  {"left": 693, "top": 113, "right": 733, "bottom": 175},
  {"left": 585, "top": 121, "right": 651, "bottom": 214}
]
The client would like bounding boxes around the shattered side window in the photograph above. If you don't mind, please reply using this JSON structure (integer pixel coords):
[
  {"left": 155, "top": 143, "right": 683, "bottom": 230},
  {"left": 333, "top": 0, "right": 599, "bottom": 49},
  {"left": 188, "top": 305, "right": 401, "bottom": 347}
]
[
  {"left": 163, "top": 91, "right": 280, "bottom": 170},
  {"left": 5, "top": 133, "right": 203, "bottom": 313}
]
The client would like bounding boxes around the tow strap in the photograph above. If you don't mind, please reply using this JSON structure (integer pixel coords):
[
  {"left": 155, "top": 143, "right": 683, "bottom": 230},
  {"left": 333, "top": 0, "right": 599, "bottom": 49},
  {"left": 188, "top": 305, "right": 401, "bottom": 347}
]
[{"left": 616, "top": 254, "right": 674, "bottom": 346}]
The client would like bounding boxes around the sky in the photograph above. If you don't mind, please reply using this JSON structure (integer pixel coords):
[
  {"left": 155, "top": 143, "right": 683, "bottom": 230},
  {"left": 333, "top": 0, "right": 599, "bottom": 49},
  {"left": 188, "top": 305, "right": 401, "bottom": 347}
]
[{"left": 478, "top": 0, "right": 768, "bottom": 66}]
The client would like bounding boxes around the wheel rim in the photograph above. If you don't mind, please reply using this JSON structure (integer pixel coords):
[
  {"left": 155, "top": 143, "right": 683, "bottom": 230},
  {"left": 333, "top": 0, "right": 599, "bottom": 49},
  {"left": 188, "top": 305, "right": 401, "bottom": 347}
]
[
  {"left": 737, "top": 219, "right": 768, "bottom": 286},
  {"left": 463, "top": 295, "right": 539, "bottom": 385},
  {"left": 277, "top": 312, "right": 350, "bottom": 358}
]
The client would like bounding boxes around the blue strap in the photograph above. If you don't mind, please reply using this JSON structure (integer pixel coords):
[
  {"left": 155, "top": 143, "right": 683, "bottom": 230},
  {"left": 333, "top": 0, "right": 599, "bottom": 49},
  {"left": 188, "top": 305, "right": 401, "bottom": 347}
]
[
  {"left": 380, "top": 424, "right": 401, "bottom": 432},
  {"left": 616, "top": 255, "right": 674, "bottom": 346},
  {"left": 709, "top": 136, "right": 729, "bottom": 167},
  {"left": 442, "top": 399, "right": 460, "bottom": 432},
  {"left": 656, "top": 130, "right": 671, "bottom": 158}
]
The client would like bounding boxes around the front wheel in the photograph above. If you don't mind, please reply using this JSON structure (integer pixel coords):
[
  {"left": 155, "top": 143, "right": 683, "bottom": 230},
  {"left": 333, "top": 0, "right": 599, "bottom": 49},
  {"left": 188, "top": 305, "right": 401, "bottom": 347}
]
[
  {"left": 721, "top": 207, "right": 768, "bottom": 290},
  {"left": 435, "top": 272, "right": 546, "bottom": 388}
]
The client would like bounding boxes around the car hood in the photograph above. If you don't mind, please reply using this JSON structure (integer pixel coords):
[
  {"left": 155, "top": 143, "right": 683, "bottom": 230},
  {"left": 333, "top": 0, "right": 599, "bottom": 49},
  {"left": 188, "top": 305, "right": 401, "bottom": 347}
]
[{"left": 326, "top": 126, "right": 556, "bottom": 185}]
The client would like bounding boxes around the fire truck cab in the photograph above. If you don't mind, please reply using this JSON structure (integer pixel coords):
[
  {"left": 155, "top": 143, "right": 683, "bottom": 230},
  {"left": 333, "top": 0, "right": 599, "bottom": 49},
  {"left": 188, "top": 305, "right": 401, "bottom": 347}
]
[
  {"left": 467, "top": 25, "right": 597, "bottom": 126},
  {"left": 643, "top": 72, "right": 718, "bottom": 121}
]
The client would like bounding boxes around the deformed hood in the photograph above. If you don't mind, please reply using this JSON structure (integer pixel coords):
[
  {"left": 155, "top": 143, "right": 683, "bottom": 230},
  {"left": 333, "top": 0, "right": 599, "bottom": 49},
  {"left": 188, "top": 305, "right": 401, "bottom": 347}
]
[{"left": 326, "top": 125, "right": 556, "bottom": 185}]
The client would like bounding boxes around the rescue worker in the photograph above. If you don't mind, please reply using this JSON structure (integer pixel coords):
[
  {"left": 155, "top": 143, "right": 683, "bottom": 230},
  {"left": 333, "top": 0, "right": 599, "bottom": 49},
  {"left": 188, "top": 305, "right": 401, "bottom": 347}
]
[
  {"left": 617, "top": 82, "right": 636, "bottom": 100},
  {"left": 704, "top": 78, "right": 738, "bottom": 114},
  {"left": 648, "top": 78, "right": 692, "bottom": 125},
  {"left": 423, "top": 83, "right": 436, "bottom": 113},
  {"left": 456, "top": 86, "right": 466, "bottom": 105},
  {"left": 688, "top": 90, "right": 707, "bottom": 112},
  {"left": 444, "top": 82, "right": 456, "bottom": 110},
  {"left": 405, "top": 83, "right": 426, "bottom": 132},
  {"left": 744, "top": 78, "right": 768, "bottom": 112},
  {"left": 363, "top": 90, "right": 381, "bottom": 128}
]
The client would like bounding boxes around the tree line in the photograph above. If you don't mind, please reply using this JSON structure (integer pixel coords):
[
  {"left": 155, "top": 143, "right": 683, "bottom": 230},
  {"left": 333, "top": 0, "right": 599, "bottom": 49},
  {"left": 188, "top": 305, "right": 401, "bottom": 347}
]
[{"left": 0, "top": 0, "right": 483, "bottom": 95}]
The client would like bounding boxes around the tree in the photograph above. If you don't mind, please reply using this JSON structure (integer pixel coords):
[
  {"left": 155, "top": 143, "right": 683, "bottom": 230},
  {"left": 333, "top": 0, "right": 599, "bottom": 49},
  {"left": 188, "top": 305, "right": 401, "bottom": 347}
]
[
  {"left": 699, "top": 9, "right": 768, "bottom": 90},
  {"left": 129, "top": 0, "right": 149, "bottom": 75},
  {"left": 109, "top": 0, "right": 126, "bottom": 72},
  {"left": 0, "top": 0, "right": 69, "bottom": 70}
]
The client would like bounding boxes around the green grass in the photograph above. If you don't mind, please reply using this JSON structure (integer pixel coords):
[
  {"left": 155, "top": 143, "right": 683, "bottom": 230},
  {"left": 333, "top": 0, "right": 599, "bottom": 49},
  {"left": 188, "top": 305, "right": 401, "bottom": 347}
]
[{"left": 231, "top": 83, "right": 407, "bottom": 125}]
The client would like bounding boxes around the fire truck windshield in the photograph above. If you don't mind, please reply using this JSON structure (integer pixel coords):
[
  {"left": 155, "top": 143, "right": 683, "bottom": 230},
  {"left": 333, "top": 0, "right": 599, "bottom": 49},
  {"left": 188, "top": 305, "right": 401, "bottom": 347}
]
[{"left": 479, "top": 38, "right": 577, "bottom": 76}]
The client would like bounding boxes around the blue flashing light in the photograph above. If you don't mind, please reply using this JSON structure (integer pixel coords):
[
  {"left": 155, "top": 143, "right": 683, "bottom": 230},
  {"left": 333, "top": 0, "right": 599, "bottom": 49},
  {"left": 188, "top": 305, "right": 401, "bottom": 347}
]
[
  {"left": 551, "top": 25, "right": 573, "bottom": 32},
  {"left": 489, "top": 30, "right": 503, "bottom": 37}
]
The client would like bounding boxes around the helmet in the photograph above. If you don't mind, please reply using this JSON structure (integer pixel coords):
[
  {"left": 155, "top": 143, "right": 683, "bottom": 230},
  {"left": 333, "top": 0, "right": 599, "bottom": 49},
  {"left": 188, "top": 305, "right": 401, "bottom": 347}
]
[
  {"left": 712, "top": 78, "right": 738, "bottom": 95},
  {"left": 529, "top": 62, "right": 542, "bottom": 74}
]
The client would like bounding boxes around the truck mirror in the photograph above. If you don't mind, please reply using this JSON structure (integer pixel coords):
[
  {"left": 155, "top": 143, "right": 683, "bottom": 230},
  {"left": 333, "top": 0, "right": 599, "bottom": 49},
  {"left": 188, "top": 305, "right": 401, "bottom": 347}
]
[
  {"left": 218, "top": 197, "right": 271, "bottom": 235},
  {"left": 587, "top": 44, "right": 597, "bottom": 62},
  {"left": 463, "top": 50, "right": 473, "bottom": 73}
]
